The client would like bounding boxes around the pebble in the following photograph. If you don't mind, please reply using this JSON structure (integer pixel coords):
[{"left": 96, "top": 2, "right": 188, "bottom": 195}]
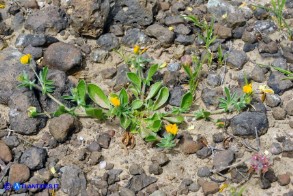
[
  {"left": 20, "top": 147, "right": 47, "bottom": 170},
  {"left": 8, "top": 163, "right": 30, "bottom": 184},
  {"left": 265, "top": 94, "right": 281, "bottom": 107},
  {"left": 151, "top": 153, "right": 169, "bottom": 166},
  {"left": 129, "top": 164, "right": 145, "bottom": 175},
  {"left": 149, "top": 163, "right": 163, "bottom": 175},
  {"left": 270, "top": 142, "right": 283, "bottom": 155},
  {"left": 278, "top": 173, "right": 291, "bottom": 186},
  {"left": 285, "top": 100, "right": 293, "bottom": 116},
  {"left": 0, "top": 141, "right": 13, "bottom": 162},
  {"left": 212, "top": 133, "right": 224, "bottom": 143},
  {"left": 272, "top": 107, "right": 287, "bottom": 120},
  {"left": 197, "top": 166, "right": 211, "bottom": 177},
  {"left": 227, "top": 49, "right": 248, "bottom": 70},
  {"left": 196, "top": 147, "right": 212, "bottom": 159},
  {"left": 97, "top": 133, "right": 112, "bottom": 149},
  {"left": 213, "top": 150, "right": 235, "bottom": 170},
  {"left": 202, "top": 181, "right": 219, "bottom": 195}
]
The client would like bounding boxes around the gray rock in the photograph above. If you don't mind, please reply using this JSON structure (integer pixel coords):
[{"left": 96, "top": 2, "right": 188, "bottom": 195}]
[
  {"left": 178, "top": 183, "right": 189, "bottom": 195},
  {"left": 207, "top": 73, "right": 221, "bottom": 87},
  {"left": 250, "top": 65, "right": 266, "bottom": 83},
  {"left": 97, "top": 133, "right": 111, "bottom": 149},
  {"left": 126, "top": 173, "right": 157, "bottom": 193},
  {"left": 101, "top": 68, "right": 117, "bottom": 79},
  {"left": 49, "top": 114, "right": 80, "bottom": 142},
  {"left": 272, "top": 58, "right": 288, "bottom": 70},
  {"left": 9, "top": 91, "right": 46, "bottom": 135},
  {"left": 0, "top": 141, "right": 12, "bottom": 163},
  {"left": 283, "top": 50, "right": 293, "bottom": 63},
  {"left": 174, "top": 24, "right": 191, "bottom": 35},
  {"left": 111, "top": 0, "right": 157, "bottom": 26},
  {"left": 151, "top": 153, "right": 169, "bottom": 166},
  {"left": 270, "top": 142, "right": 282, "bottom": 155},
  {"left": 146, "top": 24, "right": 175, "bottom": 45},
  {"left": 226, "top": 12, "right": 246, "bottom": 28},
  {"left": 175, "top": 34, "right": 195, "bottom": 45},
  {"left": 196, "top": 147, "right": 212, "bottom": 159},
  {"left": 43, "top": 42, "right": 82, "bottom": 72},
  {"left": 2, "top": 135, "right": 20, "bottom": 148},
  {"left": 254, "top": 20, "right": 277, "bottom": 34},
  {"left": 272, "top": 107, "right": 287, "bottom": 120},
  {"left": 69, "top": 0, "right": 109, "bottom": 38},
  {"left": 197, "top": 166, "right": 211, "bottom": 177},
  {"left": 121, "top": 28, "right": 150, "bottom": 47},
  {"left": 87, "top": 141, "right": 101, "bottom": 152},
  {"left": 164, "top": 16, "right": 184, "bottom": 26},
  {"left": 282, "top": 139, "right": 293, "bottom": 152},
  {"left": 227, "top": 49, "right": 248, "bottom": 70},
  {"left": 90, "top": 49, "right": 109, "bottom": 63},
  {"left": 114, "top": 64, "right": 131, "bottom": 91},
  {"left": 264, "top": 168, "right": 277, "bottom": 183},
  {"left": 201, "top": 181, "right": 219, "bottom": 195},
  {"left": 265, "top": 94, "right": 281, "bottom": 107},
  {"left": 149, "top": 163, "right": 163, "bottom": 175},
  {"left": 233, "top": 26, "right": 246, "bottom": 39},
  {"left": 108, "top": 169, "right": 123, "bottom": 185},
  {"left": 15, "top": 34, "right": 46, "bottom": 48},
  {"left": 110, "top": 24, "right": 124, "bottom": 36},
  {"left": 96, "top": 33, "right": 119, "bottom": 51},
  {"left": 25, "top": 6, "right": 68, "bottom": 34},
  {"left": 250, "top": 101, "right": 267, "bottom": 113},
  {"left": 188, "top": 183, "right": 200, "bottom": 192},
  {"left": 254, "top": 8, "right": 269, "bottom": 20},
  {"left": 129, "top": 164, "right": 145, "bottom": 175},
  {"left": 286, "top": 0, "right": 293, "bottom": 8},
  {"left": 207, "top": 0, "right": 238, "bottom": 19},
  {"left": 120, "top": 187, "right": 135, "bottom": 196},
  {"left": 8, "top": 163, "right": 30, "bottom": 185},
  {"left": 20, "top": 147, "right": 47, "bottom": 170},
  {"left": 243, "top": 43, "right": 257, "bottom": 52},
  {"left": 214, "top": 24, "right": 232, "bottom": 39},
  {"left": 167, "top": 62, "right": 181, "bottom": 72},
  {"left": 12, "top": 12, "right": 25, "bottom": 31},
  {"left": 242, "top": 30, "right": 257, "bottom": 44},
  {"left": 169, "top": 86, "right": 185, "bottom": 107},
  {"left": 285, "top": 100, "right": 293, "bottom": 115},
  {"left": 201, "top": 87, "right": 223, "bottom": 107},
  {"left": 258, "top": 41, "right": 278, "bottom": 54},
  {"left": 23, "top": 45, "right": 43, "bottom": 59},
  {"left": 61, "top": 165, "right": 86, "bottom": 196},
  {"left": 230, "top": 112, "right": 269, "bottom": 137},
  {"left": 213, "top": 150, "right": 235, "bottom": 170},
  {"left": 267, "top": 71, "right": 293, "bottom": 95},
  {"left": 171, "top": 2, "right": 185, "bottom": 13},
  {"left": 260, "top": 175, "right": 271, "bottom": 189},
  {"left": 213, "top": 133, "right": 224, "bottom": 143},
  {"left": 150, "top": 190, "right": 167, "bottom": 196}
]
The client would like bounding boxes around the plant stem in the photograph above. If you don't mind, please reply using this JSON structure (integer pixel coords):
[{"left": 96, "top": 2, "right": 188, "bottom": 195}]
[{"left": 183, "top": 109, "right": 225, "bottom": 117}]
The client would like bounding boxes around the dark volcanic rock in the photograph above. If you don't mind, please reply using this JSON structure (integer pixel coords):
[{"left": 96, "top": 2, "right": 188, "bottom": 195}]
[
  {"left": 230, "top": 112, "right": 269, "bottom": 137},
  {"left": 69, "top": 0, "right": 110, "bottom": 38},
  {"left": 267, "top": 71, "right": 293, "bottom": 95},
  {"left": 25, "top": 6, "right": 68, "bottom": 34},
  {"left": 121, "top": 28, "right": 150, "bottom": 47},
  {"left": 146, "top": 24, "right": 175, "bottom": 45},
  {"left": 96, "top": 33, "right": 119, "bottom": 51},
  {"left": 213, "top": 150, "right": 235, "bottom": 170},
  {"left": 126, "top": 173, "right": 157, "bottom": 193},
  {"left": 20, "top": 147, "right": 47, "bottom": 170},
  {"left": 43, "top": 42, "right": 82, "bottom": 72},
  {"left": 227, "top": 49, "right": 248, "bottom": 70}
]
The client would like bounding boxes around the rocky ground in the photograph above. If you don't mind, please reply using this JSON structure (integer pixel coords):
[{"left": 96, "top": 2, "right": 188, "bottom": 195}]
[{"left": 0, "top": 0, "right": 293, "bottom": 195}]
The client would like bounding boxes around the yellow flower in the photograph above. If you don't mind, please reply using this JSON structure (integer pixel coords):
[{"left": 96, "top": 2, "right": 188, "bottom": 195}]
[
  {"left": 165, "top": 124, "right": 178, "bottom": 135},
  {"left": 110, "top": 97, "right": 120, "bottom": 107},
  {"left": 20, "top": 54, "right": 32, "bottom": 64},
  {"left": 0, "top": 3, "right": 5, "bottom": 9},
  {"left": 243, "top": 83, "right": 253, "bottom": 94},
  {"left": 259, "top": 85, "right": 274, "bottom": 94},
  {"left": 133, "top": 45, "right": 140, "bottom": 55},
  {"left": 219, "top": 183, "right": 229, "bottom": 192}
]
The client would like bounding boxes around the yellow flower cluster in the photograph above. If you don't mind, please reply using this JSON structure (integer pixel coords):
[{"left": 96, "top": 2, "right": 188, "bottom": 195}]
[
  {"left": 110, "top": 97, "right": 120, "bottom": 107},
  {"left": 242, "top": 83, "right": 253, "bottom": 94},
  {"left": 133, "top": 45, "right": 140, "bottom": 55},
  {"left": 165, "top": 124, "right": 178, "bottom": 135},
  {"left": 20, "top": 54, "right": 32, "bottom": 65}
]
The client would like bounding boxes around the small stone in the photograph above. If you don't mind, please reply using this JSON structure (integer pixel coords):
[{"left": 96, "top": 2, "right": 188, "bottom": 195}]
[
  {"left": 188, "top": 183, "right": 200, "bottom": 192},
  {"left": 282, "top": 139, "right": 293, "bottom": 152},
  {"left": 165, "top": 16, "right": 184, "bottom": 26},
  {"left": 61, "top": 165, "right": 86, "bottom": 195},
  {"left": 49, "top": 114, "right": 80, "bottom": 143},
  {"left": 167, "top": 62, "right": 181, "bottom": 72},
  {"left": 87, "top": 141, "right": 101, "bottom": 152},
  {"left": 105, "top": 163, "right": 114, "bottom": 170},
  {"left": 233, "top": 26, "right": 245, "bottom": 39},
  {"left": 121, "top": 28, "right": 149, "bottom": 47},
  {"left": 179, "top": 132, "right": 204, "bottom": 154},
  {"left": 258, "top": 41, "right": 278, "bottom": 54},
  {"left": 93, "top": 180, "right": 108, "bottom": 189},
  {"left": 181, "top": 178, "right": 193, "bottom": 186},
  {"left": 90, "top": 49, "right": 108, "bottom": 63},
  {"left": 260, "top": 175, "right": 271, "bottom": 189},
  {"left": 213, "top": 150, "right": 235, "bottom": 170},
  {"left": 151, "top": 153, "right": 169, "bottom": 166},
  {"left": 272, "top": 107, "right": 287, "bottom": 120},
  {"left": 270, "top": 142, "right": 282, "bottom": 155},
  {"left": 268, "top": 72, "right": 293, "bottom": 95},
  {"left": 20, "top": 147, "right": 47, "bottom": 170},
  {"left": 43, "top": 42, "right": 82, "bottom": 72},
  {"left": 265, "top": 94, "right": 281, "bottom": 107},
  {"left": 227, "top": 49, "right": 248, "bottom": 70},
  {"left": 150, "top": 190, "right": 167, "bottom": 196},
  {"left": 169, "top": 86, "right": 185, "bottom": 107},
  {"left": 264, "top": 168, "right": 278, "bottom": 183},
  {"left": 23, "top": 45, "right": 43, "bottom": 59},
  {"left": 114, "top": 64, "right": 130, "bottom": 91},
  {"left": 145, "top": 184, "right": 158, "bottom": 194},
  {"left": 0, "top": 141, "right": 12, "bottom": 163},
  {"left": 2, "top": 136, "right": 20, "bottom": 148},
  {"left": 212, "top": 133, "right": 224, "bottom": 143},
  {"left": 202, "top": 181, "right": 219, "bottom": 195},
  {"left": 174, "top": 24, "right": 191, "bottom": 35},
  {"left": 197, "top": 166, "right": 211, "bottom": 177},
  {"left": 207, "top": 73, "right": 221, "bottom": 87},
  {"left": 254, "top": 20, "right": 277, "bottom": 34},
  {"left": 149, "top": 163, "right": 163, "bottom": 175},
  {"left": 242, "top": 30, "right": 257, "bottom": 43},
  {"left": 285, "top": 100, "right": 293, "bottom": 116},
  {"left": 96, "top": 133, "right": 111, "bottom": 149},
  {"left": 96, "top": 33, "right": 119, "bottom": 51},
  {"left": 110, "top": 24, "right": 124, "bottom": 36},
  {"left": 214, "top": 24, "right": 232, "bottom": 39},
  {"left": 250, "top": 66, "right": 266, "bottom": 83},
  {"left": 272, "top": 58, "right": 288, "bottom": 69},
  {"left": 278, "top": 173, "right": 291, "bottom": 186},
  {"left": 101, "top": 68, "right": 117, "bottom": 80},
  {"left": 174, "top": 34, "right": 195, "bottom": 45},
  {"left": 196, "top": 147, "right": 212, "bottom": 159},
  {"left": 254, "top": 8, "right": 269, "bottom": 20},
  {"left": 8, "top": 163, "right": 30, "bottom": 184},
  {"left": 243, "top": 43, "right": 257, "bottom": 52},
  {"left": 126, "top": 173, "right": 157, "bottom": 193},
  {"left": 201, "top": 87, "right": 223, "bottom": 107},
  {"left": 88, "top": 151, "right": 102, "bottom": 165},
  {"left": 146, "top": 24, "right": 175, "bottom": 46},
  {"left": 129, "top": 164, "right": 144, "bottom": 175},
  {"left": 120, "top": 187, "right": 135, "bottom": 196}
]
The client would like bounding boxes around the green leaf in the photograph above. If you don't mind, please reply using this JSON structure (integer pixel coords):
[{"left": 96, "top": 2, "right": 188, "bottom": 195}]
[
  {"left": 180, "top": 92, "right": 193, "bottom": 112},
  {"left": 163, "top": 115, "right": 184, "bottom": 123},
  {"left": 153, "top": 87, "right": 169, "bottom": 110},
  {"left": 127, "top": 72, "right": 141, "bottom": 91},
  {"left": 183, "top": 65, "right": 192, "bottom": 78},
  {"left": 148, "top": 120, "right": 162, "bottom": 132},
  {"left": 131, "top": 100, "right": 143, "bottom": 110},
  {"left": 146, "top": 82, "right": 162, "bottom": 100},
  {"left": 119, "top": 88, "right": 129, "bottom": 105},
  {"left": 77, "top": 80, "right": 86, "bottom": 106},
  {"left": 145, "top": 134, "right": 158, "bottom": 142},
  {"left": 53, "top": 105, "right": 68, "bottom": 117},
  {"left": 120, "top": 115, "right": 131, "bottom": 129},
  {"left": 85, "top": 107, "right": 105, "bottom": 119},
  {"left": 146, "top": 64, "right": 158, "bottom": 84},
  {"left": 88, "top": 84, "right": 110, "bottom": 109}
]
